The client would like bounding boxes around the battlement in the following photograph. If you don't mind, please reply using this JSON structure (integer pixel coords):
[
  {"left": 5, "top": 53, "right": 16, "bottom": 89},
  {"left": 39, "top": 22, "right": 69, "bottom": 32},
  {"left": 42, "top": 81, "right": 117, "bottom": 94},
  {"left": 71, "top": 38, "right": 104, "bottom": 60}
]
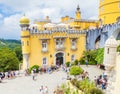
[
  {"left": 86, "top": 22, "right": 120, "bottom": 33},
  {"left": 87, "top": 21, "right": 120, "bottom": 50},
  {"left": 29, "top": 27, "right": 86, "bottom": 35}
]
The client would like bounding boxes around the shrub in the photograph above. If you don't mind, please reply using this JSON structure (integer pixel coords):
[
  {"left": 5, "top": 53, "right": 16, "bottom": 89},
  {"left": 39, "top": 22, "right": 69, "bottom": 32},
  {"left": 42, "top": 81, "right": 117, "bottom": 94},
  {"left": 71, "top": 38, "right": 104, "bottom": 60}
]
[
  {"left": 117, "top": 45, "right": 120, "bottom": 52},
  {"left": 74, "top": 59, "right": 79, "bottom": 65},
  {"left": 66, "top": 61, "right": 70, "bottom": 67},
  {"left": 90, "top": 88, "right": 104, "bottom": 94},
  {"left": 29, "top": 65, "right": 39, "bottom": 73},
  {"left": 79, "top": 79, "right": 96, "bottom": 94},
  {"left": 70, "top": 66, "right": 83, "bottom": 76}
]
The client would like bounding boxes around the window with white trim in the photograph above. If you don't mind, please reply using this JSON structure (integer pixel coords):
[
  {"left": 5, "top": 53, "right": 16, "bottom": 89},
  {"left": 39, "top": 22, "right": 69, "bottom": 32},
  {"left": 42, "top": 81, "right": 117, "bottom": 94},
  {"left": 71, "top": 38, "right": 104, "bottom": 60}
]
[
  {"left": 71, "top": 55, "right": 75, "bottom": 62},
  {"left": 71, "top": 39, "right": 76, "bottom": 46},
  {"left": 42, "top": 40, "right": 47, "bottom": 49},
  {"left": 56, "top": 38, "right": 64, "bottom": 48},
  {"left": 42, "top": 57, "right": 47, "bottom": 65}
]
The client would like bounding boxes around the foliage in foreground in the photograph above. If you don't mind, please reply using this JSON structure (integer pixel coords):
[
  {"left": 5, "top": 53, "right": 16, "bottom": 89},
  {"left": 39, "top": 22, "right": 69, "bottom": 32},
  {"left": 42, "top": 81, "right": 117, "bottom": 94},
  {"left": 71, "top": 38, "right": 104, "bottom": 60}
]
[
  {"left": 90, "top": 88, "right": 104, "bottom": 94},
  {"left": 117, "top": 45, "right": 120, "bottom": 52},
  {"left": 70, "top": 79, "right": 104, "bottom": 94}
]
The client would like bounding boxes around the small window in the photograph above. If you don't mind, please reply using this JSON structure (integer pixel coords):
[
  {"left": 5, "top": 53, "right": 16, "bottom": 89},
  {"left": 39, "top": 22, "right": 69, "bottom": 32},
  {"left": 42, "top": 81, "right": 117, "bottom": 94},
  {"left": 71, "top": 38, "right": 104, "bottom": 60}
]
[
  {"left": 42, "top": 40, "right": 47, "bottom": 49},
  {"left": 22, "top": 41, "right": 24, "bottom": 46},
  {"left": 107, "top": 48, "right": 109, "bottom": 54},
  {"left": 42, "top": 57, "right": 47, "bottom": 66},
  {"left": 71, "top": 55, "right": 75, "bottom": 62},
  {"left": 118, "top": 3, "right": 120, "bottom": 8},
  {"left": 27, "top": 41, "right": 29, "bottom": 46},
  {"left": 71, "top": 39, "right": 76, "bottom": 46}
]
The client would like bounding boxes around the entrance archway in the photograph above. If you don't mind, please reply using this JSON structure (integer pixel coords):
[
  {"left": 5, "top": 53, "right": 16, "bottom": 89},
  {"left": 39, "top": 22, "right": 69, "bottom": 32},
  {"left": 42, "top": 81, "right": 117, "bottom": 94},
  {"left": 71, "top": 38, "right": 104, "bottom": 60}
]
[
  {"left": 55, "top": 52, "right": 64, "bottom": 66},
  {"left": 95, "top": 35, "right": 101, "bottom": 49}
]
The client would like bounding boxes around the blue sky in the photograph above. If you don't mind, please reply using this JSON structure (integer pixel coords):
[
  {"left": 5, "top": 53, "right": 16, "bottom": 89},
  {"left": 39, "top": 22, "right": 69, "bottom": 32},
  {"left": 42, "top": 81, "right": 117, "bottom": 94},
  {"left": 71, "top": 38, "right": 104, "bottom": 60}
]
[{"left": 0, "top": 0, "right": 99, "bottom": 39}]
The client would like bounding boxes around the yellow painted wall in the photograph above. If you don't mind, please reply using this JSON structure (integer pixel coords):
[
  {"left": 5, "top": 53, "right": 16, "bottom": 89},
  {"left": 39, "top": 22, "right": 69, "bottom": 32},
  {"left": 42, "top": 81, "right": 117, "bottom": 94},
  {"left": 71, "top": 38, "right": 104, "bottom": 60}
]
[
  {"left": 26, "top": 32, "right": 86, "bottom": 67},
  {"left": 99, "top": 0, "right": 120, "bottom": 24},
  {"left": 21, "top": 31, "right": 30, "bottom": 54}
]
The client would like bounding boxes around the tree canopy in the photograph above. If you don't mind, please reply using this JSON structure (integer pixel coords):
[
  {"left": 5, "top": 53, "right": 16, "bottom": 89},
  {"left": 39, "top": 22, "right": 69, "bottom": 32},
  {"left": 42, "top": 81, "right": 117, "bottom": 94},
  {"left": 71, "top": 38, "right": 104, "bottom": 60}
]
[{"left": 0, "top": 47, "right": 19, "bottom": 72}]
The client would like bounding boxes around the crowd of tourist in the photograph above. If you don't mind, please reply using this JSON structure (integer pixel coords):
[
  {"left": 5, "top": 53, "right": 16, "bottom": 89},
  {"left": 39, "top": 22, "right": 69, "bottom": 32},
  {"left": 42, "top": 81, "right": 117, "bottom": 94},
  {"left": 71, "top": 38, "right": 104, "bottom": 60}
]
[
  {"left": 0, "top": 71, "right": 19, "bottom": 82},
  {"left": 94, "top": 72, "right": 108, "bottom": 90}
]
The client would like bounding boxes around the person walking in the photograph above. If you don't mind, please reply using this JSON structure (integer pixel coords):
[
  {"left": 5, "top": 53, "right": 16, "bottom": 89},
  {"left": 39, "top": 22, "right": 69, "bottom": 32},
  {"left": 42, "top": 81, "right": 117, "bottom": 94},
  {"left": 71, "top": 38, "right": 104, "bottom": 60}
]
[
  {"left": 86, "top": 60, "right": 88, "bottom": 67},
  {"left": 31, "top": 70, "right": 35, "bottom": 80}
]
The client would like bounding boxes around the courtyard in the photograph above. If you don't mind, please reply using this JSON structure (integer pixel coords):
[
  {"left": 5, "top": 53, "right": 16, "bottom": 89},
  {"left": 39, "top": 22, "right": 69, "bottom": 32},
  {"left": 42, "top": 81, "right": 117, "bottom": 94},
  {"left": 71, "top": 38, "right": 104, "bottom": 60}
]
[{"left": 0, "top": 65, "right": 104, "bottom": 94}]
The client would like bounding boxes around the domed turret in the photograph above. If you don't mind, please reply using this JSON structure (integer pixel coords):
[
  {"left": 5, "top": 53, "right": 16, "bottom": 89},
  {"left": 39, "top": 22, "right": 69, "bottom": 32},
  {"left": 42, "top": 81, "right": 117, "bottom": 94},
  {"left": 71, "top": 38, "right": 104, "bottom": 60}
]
[
  {"left": 105, "top": 36, "right": 118, "bottom": 47},
  {"left": 103, "top": 36, "right": 118, "bottom": 71},
  {"left": 20, "top": 15, "right": 30, "bottom": 25}
]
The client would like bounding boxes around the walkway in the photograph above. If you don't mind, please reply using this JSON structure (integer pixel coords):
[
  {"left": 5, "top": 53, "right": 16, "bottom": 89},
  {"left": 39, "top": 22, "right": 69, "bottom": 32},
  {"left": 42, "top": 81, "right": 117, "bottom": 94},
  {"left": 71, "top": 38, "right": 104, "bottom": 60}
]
[{"left": 0, "top": 65, "right": 104, "bottom": 94}]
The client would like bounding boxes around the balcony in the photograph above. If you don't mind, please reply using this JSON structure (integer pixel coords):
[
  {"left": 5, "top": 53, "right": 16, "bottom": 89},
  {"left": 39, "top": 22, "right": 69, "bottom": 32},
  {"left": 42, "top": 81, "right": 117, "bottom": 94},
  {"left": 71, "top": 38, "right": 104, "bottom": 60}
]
[
  {"left": 42, "top": 48, "right": 48, "bottom": 53},
  {"left": 71, "top": 46, "right": 77, "bottom": 50},
  {"left": 56, "top": 45, "right": 65, "bottom": 51}
]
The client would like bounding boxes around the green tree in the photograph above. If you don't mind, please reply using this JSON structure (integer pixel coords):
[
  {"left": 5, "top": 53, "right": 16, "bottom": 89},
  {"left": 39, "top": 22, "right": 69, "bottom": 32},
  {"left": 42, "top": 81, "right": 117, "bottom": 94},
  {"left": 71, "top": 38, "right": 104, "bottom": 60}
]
[
  {"left": 80, "top": 50, "right": 97, "bottom": 65},
  {"left": 70, "top": 66, "right": 83, "bottom": 76},
  {"left": 14, "top": 46, "right": 22, "bottom": 61},
  {"left": 95, "top": 48, "right": 104, "bottom": 64},
  {"left": 0, "top": 47, "right": 19, "bottom": 72}
]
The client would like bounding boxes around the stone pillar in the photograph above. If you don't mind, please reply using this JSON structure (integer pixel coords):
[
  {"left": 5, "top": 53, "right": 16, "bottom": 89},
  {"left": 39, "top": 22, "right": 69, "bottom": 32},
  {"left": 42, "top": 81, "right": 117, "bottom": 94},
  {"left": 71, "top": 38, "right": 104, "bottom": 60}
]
[{"left": 22, "top": 54, "right": 30, "bottom": 70}]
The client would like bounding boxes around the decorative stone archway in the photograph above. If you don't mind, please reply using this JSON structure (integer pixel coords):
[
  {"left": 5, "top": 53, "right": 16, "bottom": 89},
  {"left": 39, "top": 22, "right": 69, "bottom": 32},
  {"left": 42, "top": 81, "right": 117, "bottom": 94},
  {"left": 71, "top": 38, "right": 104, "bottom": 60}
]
[{"left": 54, "top": 51, "right": 65, "bottom": 66}]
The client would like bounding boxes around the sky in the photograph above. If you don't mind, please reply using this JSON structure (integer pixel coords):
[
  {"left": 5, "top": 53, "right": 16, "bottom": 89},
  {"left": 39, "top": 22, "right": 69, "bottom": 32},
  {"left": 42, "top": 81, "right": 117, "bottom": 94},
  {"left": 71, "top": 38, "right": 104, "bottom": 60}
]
[{"left": 0, "top": 0, "right": 99, "bottom": 39}]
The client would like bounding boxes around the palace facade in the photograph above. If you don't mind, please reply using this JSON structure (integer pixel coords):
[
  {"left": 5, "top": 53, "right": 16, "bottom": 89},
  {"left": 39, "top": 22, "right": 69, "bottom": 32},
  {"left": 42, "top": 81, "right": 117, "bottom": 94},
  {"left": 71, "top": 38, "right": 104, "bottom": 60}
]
[{"left": 19, "top": 5, "right": 99, "bottom": 69}]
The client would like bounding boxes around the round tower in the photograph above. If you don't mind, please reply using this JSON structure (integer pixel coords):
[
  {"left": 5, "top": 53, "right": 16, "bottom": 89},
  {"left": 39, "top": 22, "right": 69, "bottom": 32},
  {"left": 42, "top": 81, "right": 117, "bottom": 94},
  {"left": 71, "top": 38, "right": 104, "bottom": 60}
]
[
  {"left": 99, "top": 0, "right": 120, "bottom": 24},
  {"left": 75, "top": 5, "right": 81, "bottom": 20},
  {"left": 19, "top": 15, "right": 30, "bottom": 70}
]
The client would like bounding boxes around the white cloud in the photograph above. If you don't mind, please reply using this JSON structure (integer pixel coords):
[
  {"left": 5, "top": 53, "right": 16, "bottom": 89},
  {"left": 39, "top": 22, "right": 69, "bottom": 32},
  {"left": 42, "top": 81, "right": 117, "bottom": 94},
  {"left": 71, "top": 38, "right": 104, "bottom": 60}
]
[
  {"left": 0, "top": 0, "right": 99, "bottom": 39},
  {"left": 0, "top": 14, "right": 3, "bottom": 19}
]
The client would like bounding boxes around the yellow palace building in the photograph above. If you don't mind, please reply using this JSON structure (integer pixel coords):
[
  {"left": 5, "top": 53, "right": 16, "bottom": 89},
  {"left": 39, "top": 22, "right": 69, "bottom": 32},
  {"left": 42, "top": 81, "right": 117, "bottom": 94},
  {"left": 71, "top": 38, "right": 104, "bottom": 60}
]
[
  {"left": 19, "top": 5, "right": 99, "bottom": 70},
  {"left": 99, "top": 0, "right": 120, "bottom": 24}
]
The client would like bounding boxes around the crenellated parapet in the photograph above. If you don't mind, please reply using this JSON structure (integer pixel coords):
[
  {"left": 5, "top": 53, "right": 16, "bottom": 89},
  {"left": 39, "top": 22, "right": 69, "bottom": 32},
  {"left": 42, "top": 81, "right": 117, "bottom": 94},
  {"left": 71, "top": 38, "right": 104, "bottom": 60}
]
[
  {"left": 86, "top": 22, "right": 120, "bottom": 50},
  {"left": 29, "top": 27, "right": 86, "bottom": 35}
]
